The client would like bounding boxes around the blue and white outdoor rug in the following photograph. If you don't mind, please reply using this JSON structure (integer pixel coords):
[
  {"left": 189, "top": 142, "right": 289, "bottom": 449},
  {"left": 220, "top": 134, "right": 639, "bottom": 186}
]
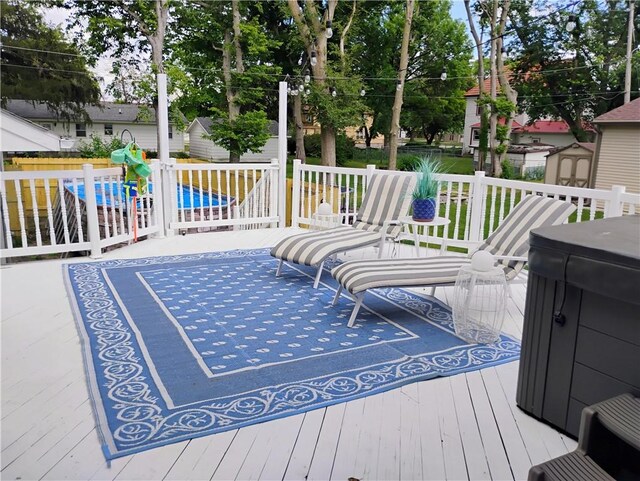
[{"left": 64, "top": 248, "right": 520, "bottom": 460}]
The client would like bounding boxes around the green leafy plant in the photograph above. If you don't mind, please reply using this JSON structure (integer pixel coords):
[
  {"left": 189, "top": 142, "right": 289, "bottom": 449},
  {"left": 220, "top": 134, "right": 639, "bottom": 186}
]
[
  {"left": 412, "top": 155, "right": 444, "bottom": 200},
  {"left": 78, "top": 135, "right": 125, "bottom": 158}
]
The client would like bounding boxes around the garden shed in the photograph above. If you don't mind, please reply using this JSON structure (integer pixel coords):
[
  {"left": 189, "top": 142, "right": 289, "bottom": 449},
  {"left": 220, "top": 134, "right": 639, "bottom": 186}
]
[
  {"left": 544, "top": 142, "right": 595, "bottom": 187},
  {"left": 188, "top": 117, "right": 279, "bottom": 162}
]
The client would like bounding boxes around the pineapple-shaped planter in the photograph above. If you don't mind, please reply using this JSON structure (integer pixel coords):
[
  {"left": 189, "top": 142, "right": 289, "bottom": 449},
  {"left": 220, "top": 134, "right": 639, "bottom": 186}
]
[{"left": 412, "top": 198, "right": 437, "bottom": 222}]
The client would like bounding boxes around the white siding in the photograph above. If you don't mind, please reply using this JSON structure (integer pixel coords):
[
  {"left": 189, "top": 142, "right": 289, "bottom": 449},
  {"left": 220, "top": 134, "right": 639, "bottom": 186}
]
[
  {"left": 594, "top": 125, "right": 640, "bottom": 194},
  {"left": 462, "top": 97, "right": 480, "bottom": 153},
  {"left": 34, "top": 121, "right": 185, "bottom": 152},
  {"left": 188, "top": 121, "right": 278, "bottom": 163},
  {"left": 1, "top": 112, "right": 61, "bottom": 151},
  {"left": 513, "top": 132, "right": 575, "bottom": 147}
]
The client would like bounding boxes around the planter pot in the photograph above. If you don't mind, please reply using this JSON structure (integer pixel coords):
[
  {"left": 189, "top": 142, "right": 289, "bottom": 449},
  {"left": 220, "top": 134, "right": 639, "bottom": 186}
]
[{"left": 412, "top": 198, "right": 436, "bottom": 222}]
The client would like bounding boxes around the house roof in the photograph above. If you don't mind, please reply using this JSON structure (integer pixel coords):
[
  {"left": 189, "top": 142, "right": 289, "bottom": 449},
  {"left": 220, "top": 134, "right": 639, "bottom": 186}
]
[
  {"left": 512, "top": 120, "right": 593, "bottom": 134},
  {"left": 1, "top": 109, "right": 63, "bottom": 151},
  {"left": 546, "top": 142, "right": 596, "bottom": 157},
  {"left": 189, "top": 117, "right": 279, "bottom": 136},
  {"left": 465, "top": 77, "right": 493, "bottom": 97},
  {"left": 4, "top": 100, "right": 164, "bottom": 124},
  {"left": 592, "top": 98, "right": 640, "bottom": 123}
]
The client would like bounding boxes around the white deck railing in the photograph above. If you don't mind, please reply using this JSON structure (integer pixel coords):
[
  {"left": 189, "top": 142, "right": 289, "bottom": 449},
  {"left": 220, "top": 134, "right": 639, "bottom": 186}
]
[
  {"left": 163, "top": 159, "right": 280, "bottom": 232},
  {"left": 0, "top": 161, "right": 163, "bottom": 259},
  {"left": 2, "top": 157, "right": 638, "bottom": 260},
  {"left": 290, "top": 159, "right": 640, "bottom": 251}
]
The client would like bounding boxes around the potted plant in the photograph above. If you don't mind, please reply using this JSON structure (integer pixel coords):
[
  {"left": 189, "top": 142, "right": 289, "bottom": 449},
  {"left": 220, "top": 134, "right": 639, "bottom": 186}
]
[{"left": 412, "top": 156, "right": 442, "bottom": 222}]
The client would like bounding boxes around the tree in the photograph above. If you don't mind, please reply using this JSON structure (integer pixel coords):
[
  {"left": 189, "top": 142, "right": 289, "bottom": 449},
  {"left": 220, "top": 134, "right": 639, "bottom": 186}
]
[
  {"left": 170, "top": 1, "right": 280, "bottom": 162},
  {"left": 0, "top": 1, "right": 100, "bottom": 119},
  {"left": 388, "top": 0, "right": 415, "bottom": 171},
  {"left": 509, "top": 0, "right": 640, "bottom": 141},
  {"left": 67, "top": 0, "right": 171, "bottom": 156},
  {"left": 286, "top": 0, "right": 364, "bottom": 166}
]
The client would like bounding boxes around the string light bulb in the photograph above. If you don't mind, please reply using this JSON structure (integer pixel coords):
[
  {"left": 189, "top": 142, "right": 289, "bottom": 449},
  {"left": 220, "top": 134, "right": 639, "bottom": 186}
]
[
  {"left": 326, "top": 20, "right": 333, "bottom": 39},
  {"left": 440, "top": 68, "right": 447, "bottom": 81},
  {"left": 305, "top": 88, "right": 310, "bottom": 96},
  {"left": 304, "top": 70, "right": 311, "bottom": 84},
  {"left": 329, "top": 87, "right": 337, "bottom": 97},
  {"left": 566, "top": 15, "right": 577, "bottom": 33},
  {"left": 298, "top": 83, "right": 305, "bottom": 93},
  {"left": 291, "top": 87, "right": 298, "bottom": 96},
  {"left": 396, "top": 79, "right": 402, "bottom": 91},
  {"left": 310, "top": 48, "right": 317, "bottom": 67},
  {"left": 360, "top": 88, "right": 366, "bottom": 96}
]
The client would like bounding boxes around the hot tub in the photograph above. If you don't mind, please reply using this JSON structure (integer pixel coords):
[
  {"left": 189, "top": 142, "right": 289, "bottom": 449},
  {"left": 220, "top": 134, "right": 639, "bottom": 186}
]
[{"left": 516, "top": 215, "right": 640, "bottom": 437}]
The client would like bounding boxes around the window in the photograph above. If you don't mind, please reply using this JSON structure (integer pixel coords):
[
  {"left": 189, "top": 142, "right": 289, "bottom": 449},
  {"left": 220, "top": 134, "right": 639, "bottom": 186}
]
[
  {"left": 40, "top": 123, "right": 52, "bottom": 131},
  {"left": 472, "top": 128, "right": 481, "bottom": 142},
  {"left": 75, "top": 123, "right": 86, "bottom": 137},
  {"left": 356, "top": 127, "right": 366, "bottom": 140},
  {"left": 168, "top": 125, "right": 173, "bottom": 139},
  {"left": 304, "top": 114, "right": 314, "bottom": 124},
  {"left": 532, "top": 137, "right": 541, "bottom": 144},
  {"left": 104, "top": 124, "right": 113, "bottom": 135},
  {"left": 476, "top": 103, "right": 482, "bottom": 116}
]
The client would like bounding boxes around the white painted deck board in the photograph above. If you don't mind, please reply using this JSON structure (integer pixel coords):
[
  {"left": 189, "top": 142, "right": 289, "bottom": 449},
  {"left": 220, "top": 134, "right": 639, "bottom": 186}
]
[{"left": 1, "top": 228, "right": 575, "bottom": 480}]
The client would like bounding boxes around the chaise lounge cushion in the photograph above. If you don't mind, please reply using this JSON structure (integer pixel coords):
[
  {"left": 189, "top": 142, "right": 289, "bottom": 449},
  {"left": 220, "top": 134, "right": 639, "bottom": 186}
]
[{"left": 270, "top": 173, "right": 415, "bottom": 267}]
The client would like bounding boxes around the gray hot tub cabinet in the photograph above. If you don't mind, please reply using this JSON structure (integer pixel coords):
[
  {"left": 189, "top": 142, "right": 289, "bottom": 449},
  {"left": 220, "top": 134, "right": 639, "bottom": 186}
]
[{"left": 516, "top": 215, "right": 640, "bottom": 437}]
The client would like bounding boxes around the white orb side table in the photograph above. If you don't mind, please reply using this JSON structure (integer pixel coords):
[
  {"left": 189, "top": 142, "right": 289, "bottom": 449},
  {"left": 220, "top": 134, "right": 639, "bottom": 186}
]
[{"left": 452, "top": 264, "right": 508, "bottom": 344}]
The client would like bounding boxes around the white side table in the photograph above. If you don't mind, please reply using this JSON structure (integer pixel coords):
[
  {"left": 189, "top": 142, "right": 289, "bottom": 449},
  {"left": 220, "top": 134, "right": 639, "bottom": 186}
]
[{"left": 398, "top": 216, "right": 451, "bottom": 256}]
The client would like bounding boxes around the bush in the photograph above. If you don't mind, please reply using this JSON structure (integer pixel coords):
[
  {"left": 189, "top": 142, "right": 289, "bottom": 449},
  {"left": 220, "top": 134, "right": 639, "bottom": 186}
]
[
  {"left": 397, "top": 155, "right": 421, "bottom": 171},
  {"left": 500, "top": 159, "right": 517, "bottom": 179},
  {"left": 303, "top": 133, "right": 355, "bottom": 166},
  {"left": 524, "top": 166, "right": 545, "bottom": 181},
  {"left": 78, "top": 135, "right": 125, "bottom": 158},
  {"left": 144, "top": 150, "right": 190, "bottom": 159}
]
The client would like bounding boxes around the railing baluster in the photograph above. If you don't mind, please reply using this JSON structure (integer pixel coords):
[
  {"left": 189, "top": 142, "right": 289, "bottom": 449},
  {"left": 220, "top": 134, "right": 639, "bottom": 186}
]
[
  {"left": 188, "top": 169, "right": 195, "bottom": 225},
  {"left": 115, "top": 176, "right": 125, "bottom": 236},
  {"left": 488, "top": 185, "right": 497, "bottom": 235},
  {"left": 576, "top": 197, "right": 585, "bottom": 223},
  {"left": 1, "top": 179, "right": 14, "bottom": 249},
  {"left": 71, "top": 178, "right": 85, "bottom": 242},
  {"left": 498, "top": 184, "right": 506, "bottom": 224},
  {"left": 207, "top": 170, "right": 213, "bottom": 221},
  {"left": 13, "top": 179, "right": 28, "bottom": 248},
  {"left": 28, "top": 179, "right": 42, "bottom": 246},
  {"left": 453, "top": 182, "right": 463, "bottom": 241},
  {"left": 345, "top": 174, "right": 351, "bottom": 223},
  {"left": 198, "top": 170, "right": 204, "bottom": 222},
  {"left": 43, "top": 179, "right": 56, "bottom": 246},
  {"left": 216, "top": 169, "right": 222, "bottom": 221},
  {"left": 57, "top": 179, "right": 71, "bottom": 244},
  {"left": 225, "top": 169, "right": 231, "bottom": 220}
]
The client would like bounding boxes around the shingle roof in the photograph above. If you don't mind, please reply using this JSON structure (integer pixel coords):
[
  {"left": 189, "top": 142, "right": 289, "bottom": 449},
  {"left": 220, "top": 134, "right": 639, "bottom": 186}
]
[
  {"left": 592, "top": 98, "right": 640, "bottom": 123},
  {"left": 546, "top": 142, "right": 596, "bottom": 157},
  {"left": 470, "top": 119, "right": 522, "bottom": 128},
  {"left": 194, "top": 117, "right": 279, "bottom": 136},
  {"left": 4, "top": 100, "right": 161, "bottom": 123},
  {"left": 513, "top": 120, "right": 594, "bottom": 134}
]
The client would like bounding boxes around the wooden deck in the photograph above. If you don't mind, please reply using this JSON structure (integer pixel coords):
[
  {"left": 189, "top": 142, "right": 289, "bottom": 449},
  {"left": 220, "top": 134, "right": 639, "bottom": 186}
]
[{"left": 1, "top": 228, "right": 577, "bottom": 481}]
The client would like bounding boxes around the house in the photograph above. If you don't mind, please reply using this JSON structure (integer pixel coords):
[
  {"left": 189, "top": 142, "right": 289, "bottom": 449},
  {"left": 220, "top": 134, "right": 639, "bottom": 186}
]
[
  {"left": 3, "top": 100, "right": 185, "bottom": 152},
  {"left": 462, "top": 78, "right": 528, "bottom": 153},
  {"left": 0, "top": 109, "right": 72, "bottom": 153},
  {"left": 544, "top": 142, "right": 596, "bottom": 187},
  {"left": 473, "top": 142, "right": 554, "bottom": 175},
  {"left": 591, "top": 98, "right": 640, "bottom": 194},
  {"left": 187, "top": 117, "right": 279, "bottom": 162},
  {"left": 512, "top": 120, "right": 592, "bottom": 146}
]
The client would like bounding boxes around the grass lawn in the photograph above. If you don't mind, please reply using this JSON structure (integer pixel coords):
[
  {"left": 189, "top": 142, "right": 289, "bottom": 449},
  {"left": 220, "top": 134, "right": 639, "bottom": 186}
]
[{"left": 286, "top": 155, "right": 474, "bottom": 178}]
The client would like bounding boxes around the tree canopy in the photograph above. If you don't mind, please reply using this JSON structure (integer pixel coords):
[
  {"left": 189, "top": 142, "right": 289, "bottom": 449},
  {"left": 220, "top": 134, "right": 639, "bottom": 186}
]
[{"left": 0, "top": 1, "right": 100, "bottom": 120}]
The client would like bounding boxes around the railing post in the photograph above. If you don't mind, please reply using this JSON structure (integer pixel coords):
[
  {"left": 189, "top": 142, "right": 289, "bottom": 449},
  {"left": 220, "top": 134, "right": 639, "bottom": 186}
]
[
  {"left": 83, "top": 164, "right": 102, "bottom": 259},
  {"left": 150, "top": 160, "right": 165, "bottom": 238},
  {"left": 233, "top": 205, "right": 241, "bottom": 231},
  {"left": 269, "top": 159, "right": 279, "bottom": 228},
  {"left": 366, "top": 164, "right": 376, "bottom": 185},
  {"left": 291, "top": 159, "right": 302, "bottom": 228},
  {"left": 468, "top": 171, "right": 486, "bottom": 244},
  {"left": 162, "top": 158, "right": 176, "bottom": 236},
  {"left": 606, "top": 184, "right": 626, "bottom": 218},
  {"left": 278, "top": 81, "right": 288, "bottom": 228}
]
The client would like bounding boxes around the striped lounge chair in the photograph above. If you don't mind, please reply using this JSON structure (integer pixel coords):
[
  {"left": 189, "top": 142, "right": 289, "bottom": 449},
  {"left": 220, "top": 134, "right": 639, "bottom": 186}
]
[
  {"left": 331, "top": 195, "right": 577, "bottom": 327},
  {"left": 271, "top": 173, "right": 416, "bottom": 288}
]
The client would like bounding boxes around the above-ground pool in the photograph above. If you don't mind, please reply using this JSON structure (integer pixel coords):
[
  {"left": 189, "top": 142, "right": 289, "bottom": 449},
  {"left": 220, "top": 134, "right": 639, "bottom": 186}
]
[{"left": 65, "top": 182, "right": 234, "bottom": 209}]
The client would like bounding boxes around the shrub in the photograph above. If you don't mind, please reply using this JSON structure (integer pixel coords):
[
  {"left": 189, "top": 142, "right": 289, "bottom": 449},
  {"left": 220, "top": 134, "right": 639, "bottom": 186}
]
[
  {"left": 500, "top": 159, "right": 517, "bottom": 179},
  {"left": 524, "top": 166, "right": 545, "bottom": 181},
  {"left": 78, "top": 135, "right": 125, "bottom": 158},
  {"left": 397, "top": 155, "right": 421, "bottom": 171},
  {"left": 303, "top": 133, "right": 355, "bottom": 166}
]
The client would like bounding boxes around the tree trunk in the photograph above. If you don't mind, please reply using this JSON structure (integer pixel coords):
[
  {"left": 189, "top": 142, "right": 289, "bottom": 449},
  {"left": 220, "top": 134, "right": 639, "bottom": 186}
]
[
  {"left": 321, "top": 126, "right": 337, "bottom": 165},
  {"left": 488, "top": 0, "right": 499, "bottom": 177},
  {"left": 294, "top": 93, "right": 306, "bottom": 162},
  {"left": 464, "top": 0, "right": 487, "bottom": 168},
  {"left": 148, "top": 0, "right": 168, "bottom": 158},
  {"left": 388, "top": 0, "right": 415, "bottom": 171},
  {"left": 495, "top": 0, "right": 515, "bottom": 172},
  {"left": 222, "top": 31, "right": 241, "bottom": 163}
]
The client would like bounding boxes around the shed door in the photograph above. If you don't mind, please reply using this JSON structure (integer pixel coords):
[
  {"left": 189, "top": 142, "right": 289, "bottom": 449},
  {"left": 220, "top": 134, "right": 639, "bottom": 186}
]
[{"left": 557, "top": 154, "right": 593, "bottom": 187}]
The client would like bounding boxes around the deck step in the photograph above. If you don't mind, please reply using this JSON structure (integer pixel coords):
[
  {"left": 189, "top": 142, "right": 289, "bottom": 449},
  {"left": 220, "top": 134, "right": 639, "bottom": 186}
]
[
  {"left": 527, "top": 451, "right": 614, "bottom": 481},
  {"left": 588, "top": 393, "right": 640, "bottom": 451}
]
